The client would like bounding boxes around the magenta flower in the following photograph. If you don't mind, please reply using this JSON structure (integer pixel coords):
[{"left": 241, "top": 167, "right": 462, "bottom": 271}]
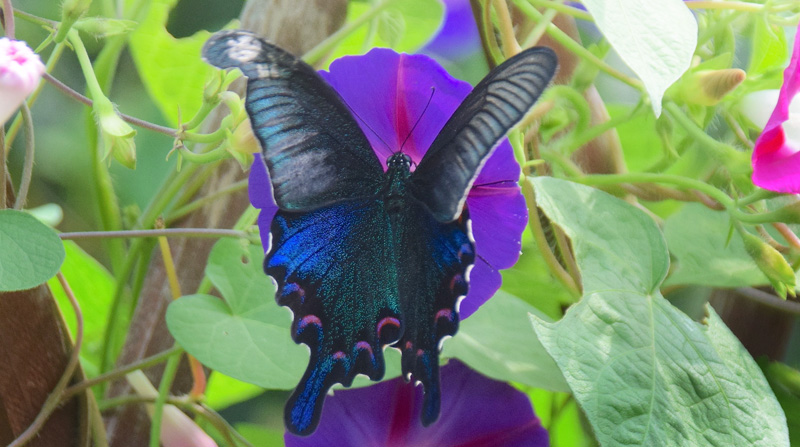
[
  {"left": 749, "top": 23, "right": 800, "bottom": 193},
  {"left": 284, "top": 360, "right": 548, "bottom": 447},
  {"left": 0, "top": 38, "right": 44, "bottom": 124},
  {"left": 249, "top": 48, "right": 526, "bottom": 318}
]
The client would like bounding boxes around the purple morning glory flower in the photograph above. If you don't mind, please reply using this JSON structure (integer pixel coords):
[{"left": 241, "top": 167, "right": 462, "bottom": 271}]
[
  {"left": 249, "top": 47, "right": 527, "bottom": 318},
  {"left": 284, "top": 360, "right": 548, "bottom": 446}
]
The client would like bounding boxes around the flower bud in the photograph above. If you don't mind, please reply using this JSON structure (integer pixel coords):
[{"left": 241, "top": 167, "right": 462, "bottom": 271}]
[
  {"left": 676, "top": 69, "right": 746, "bottom": 107},
  {"left": 0, "top": 38, "right": 45, "bottom": 124},
  {"left": 741, "top": 231, "right": 796, "bottom": 298},
  {"left": 94, "top": 97, "right": 137, "bottom": 169},
  {"left": 227, "top": 118, "right": 260, "bottom": 168}
]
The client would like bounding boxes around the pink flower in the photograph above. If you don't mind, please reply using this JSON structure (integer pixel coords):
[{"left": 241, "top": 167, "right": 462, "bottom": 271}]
[
  {"left": 0, "top": 38, "right": 44, "bottom": 124},
  {"left": 749, "top": 24, "right": 800, "bottom": 193}
]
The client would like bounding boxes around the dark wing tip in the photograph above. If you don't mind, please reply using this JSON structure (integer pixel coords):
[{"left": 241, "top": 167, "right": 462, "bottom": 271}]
[{"left": 201, "top": 29, "right": 265, "bottom": 73}]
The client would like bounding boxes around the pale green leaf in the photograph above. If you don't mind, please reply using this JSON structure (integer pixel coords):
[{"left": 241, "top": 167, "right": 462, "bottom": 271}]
[
  {"left": 443, "top": 291, "right": 569, "bottom": 392},
  {"left": 582, "top": 0, "right": 697, "bottom": 116},
  {"left": 664, "top": 203, "right": 767, "bottom": 287},
  {"left": 0, "top": 209, "right": 65, "bottom": 291},
  {"left": 530, "top": 177, "right": 788, "bottom": 447}
]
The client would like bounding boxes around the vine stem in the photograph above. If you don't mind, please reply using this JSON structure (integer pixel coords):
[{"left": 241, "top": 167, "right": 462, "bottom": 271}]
[
  {"left": 13, "top": 103, "right": 34, "bottom": 210},
  {"left": 492, "top": 0, "right": 521, "bottom": 56},
  {"left": 60, "top": 228, "right": 248, "bottom": 240},
  {"left": 42, "top": 73, "right": 178, "bottom": 138},
  {"left": 150, "top": 353, "right": 181, "bottom": 447},
  {"left": 2, "top": 0, "right": 15, "bottom": 38},
  {"left": 61, "top": 346, "right": 183, "bottom": 402},
  {"left": 523, "top": 178, "right": 582, "bottom": 298},
  {"left": 9, "top": 272, "right": 84, "bottom": 447}
]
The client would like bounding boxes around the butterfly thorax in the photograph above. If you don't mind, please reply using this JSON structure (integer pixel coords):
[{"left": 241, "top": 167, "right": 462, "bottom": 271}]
[{"left": 384, "top": 153, "right": 413, "bottom": 216}]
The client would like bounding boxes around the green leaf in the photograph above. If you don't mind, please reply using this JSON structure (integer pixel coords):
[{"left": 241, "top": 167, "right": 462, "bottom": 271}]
[
  {"left": 443, "top": 291, "right": 569, "bottom": 392},
  {"left": 204, "top": 371, "right": 264, "bottom": 411},
  {"left": 48, "top": 241, "right": 118, "bottom": 376},
  {"left": 128, "top": 0, "right": 215, "bottom": 126},
  {"left": 167, "top": 239, "right": 307, "bottom": 389},
  {"left": 664, "top": 203, "right": 767, "bottom": 287},
  {"left": 533, "top": 178, "right": 669, "bottom": 294},
  {"left": 235, "top": 423, "right": 286, "bottom": 447},
  {"left": 749, "top": 17, "right": 788, "bottom": 78},
  {"left": 581, "top": 0, "right": 697, "bottom": 116},
  {"left": 0, "top": 209, "right": 65, "bottom": 292},
  {"left": 530, "top": 177, "right": 789, "bottom": 447},
  {"left": 327, "top": 0, "right": 443, "bottom": 63}
]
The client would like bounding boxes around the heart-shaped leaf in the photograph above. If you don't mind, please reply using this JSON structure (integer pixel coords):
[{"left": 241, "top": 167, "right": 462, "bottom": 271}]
[{"left": 0, "top": 209, "right": 65, "bottom": 292}]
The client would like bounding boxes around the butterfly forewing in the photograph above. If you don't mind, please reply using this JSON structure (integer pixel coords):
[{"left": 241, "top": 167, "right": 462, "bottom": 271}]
[
  {"left": 410, "top": 47, "right": 558, "bottom": 222},
  {"left": 202, "top": 30, "right": 384, "bottom": 211}
]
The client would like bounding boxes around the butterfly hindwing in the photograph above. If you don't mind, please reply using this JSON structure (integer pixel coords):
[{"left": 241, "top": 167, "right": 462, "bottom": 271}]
[
  {"left": 266, "top": 201, "right": 403, "bottom": 435},
  {"left": 202, "top": 30, "right": 384, "bottom": 211},
  {"left": 394, "top": 205, "right": 474, "bottom": 425},
  {"left": 411, "top": 47, "right": 558, "bottom": 222}
]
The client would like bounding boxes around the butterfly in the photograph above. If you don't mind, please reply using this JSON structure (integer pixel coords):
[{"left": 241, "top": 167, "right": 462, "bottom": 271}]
[{"left": 202, "top": 29, "right": 557, "bottom": 436}]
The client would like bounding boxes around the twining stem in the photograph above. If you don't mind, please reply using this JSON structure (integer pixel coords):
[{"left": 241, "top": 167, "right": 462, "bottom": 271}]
[
  {"left": 774, "top": 223, "right": 800, "bottom": 251},
  {"left": 9, "top": 273, "right": 84, "bottom": 447},
  {"left": 523, "top": 178, "right": 582, "bottom": 298},
  {"left": 13, "top": 103, "right": 34, "bottom": 210},
  {"left": 526, "top": 0, "right": 592, "bottom": 21},
  {"left": 510, "top": 0, "right": 643, "bottom": 89},
  {"left": 168, "top": 179, "right": 249, "bottom": 221},
  {"left": 61, "top": 228, "right": 249, "bottom": 240},
  {"left": 150, "top": 352, "right": 181, "bottom": 447},
  {"left": 42, "top": 73, "right": 178, "bottom": 137},
  {"left": 62, "top": 346, "right": 183, "bottom": 402},
  {"left": 2, "top": 0, "right": 15, "bottom": 38},
  {"left": 491, "top": 0, "right": 521, "bottom": 57}
]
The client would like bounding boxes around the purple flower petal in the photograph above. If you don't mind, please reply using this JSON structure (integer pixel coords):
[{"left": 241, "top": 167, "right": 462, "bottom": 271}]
[
  {"left": 284, "top": 360, "right": 548, "bottom": 447},
  {"left": 752, "top": 23, "right": 800, "bottom": 193}
]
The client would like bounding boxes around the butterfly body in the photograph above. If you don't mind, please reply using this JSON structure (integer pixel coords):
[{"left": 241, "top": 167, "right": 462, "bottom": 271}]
[{"left": 202, "top": 29, "right": 557, "bottom": 436}]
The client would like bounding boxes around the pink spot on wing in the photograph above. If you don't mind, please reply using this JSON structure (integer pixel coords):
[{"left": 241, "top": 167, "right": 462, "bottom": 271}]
[
  {"left": 449, "top": 273, "right": 465, "bottom": 290},
  {"left": 332, "top": 351, "right": 346, "bottom": 360},
  {"left": 297, "top": 315, "right": 322, "bottom": 332},
  {"left": 416, "top": 349, "right": 424, "bottom": 357},
  {"left": 356, "top": 341, "right": 373, "bottom": 354},
  {"left": 283, "top": 283, "right": 306, "bottom": 303},
  {"left": 435, "top": 308, "right": 454, "bottom": 321},
  {"left": 405, "top": 341, "right": 413, "bottom": 350},
  {"left": 376, "top": 317, "right": 400, "bottom": 337}
]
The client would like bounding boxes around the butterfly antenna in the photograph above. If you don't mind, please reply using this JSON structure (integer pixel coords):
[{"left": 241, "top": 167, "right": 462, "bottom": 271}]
[
  {"left": 399, "top": 86, "right": 436, "bottom": 155},
  {"left": 340, "top": 96, "right": 392, "bottom": 152}
]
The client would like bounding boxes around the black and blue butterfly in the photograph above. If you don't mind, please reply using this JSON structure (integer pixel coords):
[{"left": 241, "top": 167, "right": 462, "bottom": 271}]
[{"left": 202, "top": 29, "right": 556, "bottom": 436}]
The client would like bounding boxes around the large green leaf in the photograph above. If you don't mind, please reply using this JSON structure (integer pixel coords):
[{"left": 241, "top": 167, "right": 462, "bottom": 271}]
[
  {"left": 0, "top": 209, "right": 65, "bottom": 292},
  {"left": 167, "top": 239, "right": 307, "bottom": 389},
  {"left": 128, "top": 0, "right": 215, "bottom": 126},
  {"left": 443, "top": 290, "right": 568, "bottom": 392},
  {"left": 530, "top": 177, "right": 788, "bottom": 447},
  {"left": 664, "top": 203, "right": 767, "bottom": 287},
  {"left": 582, "top": 0, "right": 696, "bottom": 116}
]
